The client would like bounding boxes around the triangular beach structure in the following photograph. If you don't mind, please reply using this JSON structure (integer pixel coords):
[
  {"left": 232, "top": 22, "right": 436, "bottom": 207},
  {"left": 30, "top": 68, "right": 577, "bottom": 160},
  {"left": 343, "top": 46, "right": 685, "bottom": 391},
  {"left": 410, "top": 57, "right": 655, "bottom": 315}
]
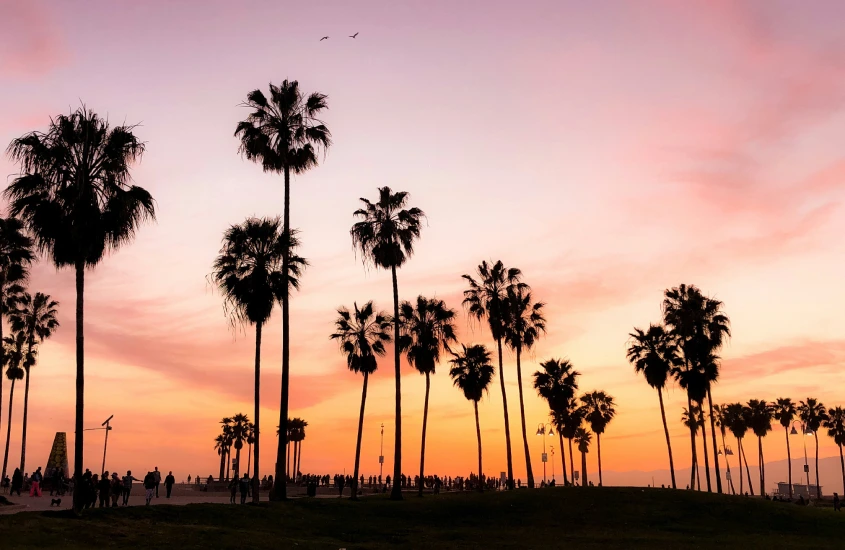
[{"left": 45, "top": 432, "right": 70, "bottom": 478}]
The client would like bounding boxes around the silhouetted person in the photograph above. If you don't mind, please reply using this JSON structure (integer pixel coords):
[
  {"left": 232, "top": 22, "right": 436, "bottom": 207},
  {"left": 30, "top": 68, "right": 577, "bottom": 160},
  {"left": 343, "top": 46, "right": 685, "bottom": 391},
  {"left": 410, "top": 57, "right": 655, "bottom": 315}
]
[
  {"left": 798, "top": 495, "right": 805, "bottom": 505},
  {"left": 165, "top": 471, "right": 175, "bottom": 498},
  {"left": 11, "top": 469, "right": 23, "bottom": 496},
  {"left": 30, "top": 467, "right": 43, "bottom": 496},
  {"left": 143, "top": 471, "right": 156, "bottom": 505},
  {"left": 228, "top": 477, "right": 237, "bottom": 504},
  {"left": 238, "top": 474, "right": 250, "bottom": 504},
  {"left": 187, "top": 474, "right": 192, "bottom": 484},
  {"left": 337, "top": 475, "right": 346, "bottom": 497},
  {"left": 834, "top": 493, "right": 840, "bottom": 511},
  {"left": 154, "top": 467, "right": 161, "bottom": 498},
  {"left": 122, "top": 471, "right": 139, "bottom": 505},
  {"left": 98, "top": 472, "right": 111, "bottom": 507},
  {"left": 110, "top": 473, "right": 122, "bottom": 507}
]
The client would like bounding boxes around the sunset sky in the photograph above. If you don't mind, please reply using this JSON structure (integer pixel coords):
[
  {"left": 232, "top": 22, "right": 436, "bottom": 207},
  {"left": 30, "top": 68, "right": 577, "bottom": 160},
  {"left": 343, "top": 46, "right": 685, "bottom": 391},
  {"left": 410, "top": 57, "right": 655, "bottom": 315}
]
[{"left": 2, "top": 0, "right": 845, "bottom": 488}]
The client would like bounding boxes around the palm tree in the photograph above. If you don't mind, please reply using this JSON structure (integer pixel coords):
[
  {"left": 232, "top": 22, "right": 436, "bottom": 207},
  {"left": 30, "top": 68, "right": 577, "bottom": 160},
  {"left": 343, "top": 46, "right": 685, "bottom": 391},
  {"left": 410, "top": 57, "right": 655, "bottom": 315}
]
[
  {"left": 559, "top": 400, "right": 585, "bottom": 484},
  {"left": 503, "top": 286, "right": 545, "bottom": 489},
  {"left": 6, "top": 106, "right": 155, "bottom": 512},
  {"left": 449, "top": 344, "right": 495, "bottom": 491},
  {"left": 1, "top": 331, "right": 31, "bottom": 481},
  {"left": 214, "top": 434, "right": 228, "bottom": 481},
  {"left": 398, "top": 296, "right": 457, "bottom": 497},
  {"left": 580, "top": 391, "right": 616, "bottom": 487},
  {"left": 236, "top": 80, "right": 331, "bottom": 501},
  {"left": 245, "top": 423, "right": 256, "bottom": 481},
  {"left": 212, "top": 217, "right": 305, "bottom": 502},
  {"left": 463, "top": 260, "right": 527, "bottom": 489},
  {"left": 0, "top": 217, "right": 34, "bottom": 433},
  {"left": 823, "top": 407, "right": 845, "bottom": 495},
  {"left": 681, "top": 405, "right": 704, "bottom": 489},
  {"left": 534, "top": 358, "right": 580, "bottom": 486},
  {"left": 722, "top": 403, "right": 753, "bottom": 495},
  {"left": 747, "top": 399, "right": 773, "bottom": 496},
  {"left": 288, "top": 417, "right": 308, "bottom": 478},
  {"left": 574, "top": 427, "right": 592, "bottom": 486},
  {"left": 351, "top": 187, "right": 424, "bottom": 500},
  {"left": 331, "top": 301, "right": 392, "bottom": 500},
  {"left": 627, "top": 324, "right": 678, "bottom": 489},
  {"left": 8, "top": 292, "right": 59, "bottom": 472},
  {"left": 712, "top": 404, "right": 735, "bottom": 494},
  {"left": 772, "top": 398, "right": 797, "bottom": 499},
  {"left": 798, "top": 397, "right": 828, "bottom": 499},
  {"left": 229, "top": 413, "right": 250, "bottom": 480}
]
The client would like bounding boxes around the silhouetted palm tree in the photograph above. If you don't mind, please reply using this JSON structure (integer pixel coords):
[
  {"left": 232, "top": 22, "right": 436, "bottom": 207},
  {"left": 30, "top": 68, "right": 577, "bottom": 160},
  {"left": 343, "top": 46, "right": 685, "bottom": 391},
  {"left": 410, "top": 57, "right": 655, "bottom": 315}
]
[
  {"left": 398, "top": 296, "right": 457, "bottom": 497},
  {"left": 723, "top": 403, "right": 753, "bottom": 495},
  {"left": 331, "top": 301, "right": 392, "bottom": 500},
  {"left": 712, "top": 404, "right": 735, "bottom": 494},
  {"left": 823, "top": 407, "right": 845, "bottom": 495},
  {"left": 627, "top": 324, "right": 678, "bottom": 489},
  {"left": 574, "top": 427, "right": 592, "bottom": 486},
  {"left": 773, "top": 398, "right": 797, "bottom": 499},
  {"left": 534, "top": 358, "right": 580, "bottom": 486},
  {"left": 580, "top": 391, "right": 616, "bottom": 487},
  {"left": 449, "top": 344, "right": 494, "bottom": 491},
  {"left": 798, "top": 397, "right": 828, "bottom": 499},
  {"left": 351, "top": 187, "right": 424, "bottom": 501},
  {"left": 289, "top": 417, "right": 308, "bottom": 477},
  {"left": 212, "top": 217, "right": 305, "bottom": 502},
  {"left": 8, "top": 292, "right": 59, "bottom": 472},
  {"left": 220, "top": 417, "right": 234, "bottom": 481},
  {"left": 559, "top": 400, "right": 585, "bottom": 484},
  {"left": 0, "top": 217, "right": 34, "bottom": 433},
  {"left": 229, "top": 413, "right": 250, "bottom": 480},
  {"left": 747, "top": 399, "right": 773, "bottom": 496},
  {"left": 681, "top": 405, "right": 704, "bottom": 490},
  {"left": 236, "top": 80, "right": 330, "bottom": 501},
  {"left": 503, "top": 286, "right": 545, "bottom": 489},
  {"left": 245, "top": 423, "right": 255, "bottom": 482},
  {"left": 6, "top": 107, "right": 155, "bottom": 512},
  {"left": 1, "top": 331, "right": 31, "bottom": 481},
  {"left": 463, "top": 260, "right": 526, "bottom": 489},
  {"left": 214, "top": 434, "right": 228, "bottom": 481}
]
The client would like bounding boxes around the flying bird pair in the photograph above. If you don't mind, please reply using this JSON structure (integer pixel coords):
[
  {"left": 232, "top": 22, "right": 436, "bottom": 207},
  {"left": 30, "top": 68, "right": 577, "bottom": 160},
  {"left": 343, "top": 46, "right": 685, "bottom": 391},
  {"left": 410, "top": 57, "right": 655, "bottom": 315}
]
[{"left": 320, "top": 32, "right": 358, "bottom": 41}]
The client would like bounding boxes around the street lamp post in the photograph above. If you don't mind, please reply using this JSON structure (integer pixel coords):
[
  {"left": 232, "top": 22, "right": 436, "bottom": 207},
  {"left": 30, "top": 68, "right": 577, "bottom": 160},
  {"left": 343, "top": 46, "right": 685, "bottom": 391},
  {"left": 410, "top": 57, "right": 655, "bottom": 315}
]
[
  {"left": 790, "top": 421, "right": 813, "bottom": 500},
  {"left": 550, "top": 446, "right": 555, "bottom": 485},
  {"left": 83, "top": 415, "right": 114, "bottom": 475},
  {"left": 716, "top": 445, "right": 735, "bottom": 494},
  {"left": 535, "top": 423, "right": 554, "bottom": 486},
  {"left": 379, "top": 423, "right": 385, "bottom": 485}
]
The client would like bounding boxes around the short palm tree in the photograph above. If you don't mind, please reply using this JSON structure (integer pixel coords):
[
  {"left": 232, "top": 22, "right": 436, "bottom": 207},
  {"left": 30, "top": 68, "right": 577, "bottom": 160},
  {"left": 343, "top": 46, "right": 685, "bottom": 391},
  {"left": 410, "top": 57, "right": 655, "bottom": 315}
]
[
  {"left": 229, "top": 413, "right": 250, "bottom": 480},
  {"left": 534, "top": 358, "right": 580, "bottom": 486},
  {"left": 580, "top": 391, "right": 616, "bottom": 487},
  {"left": 8, "top": 292, "right": 59, "bottom": 473},
  {"left": 212, "top": 217, "right": 305, "bottom": 502},
  {"left": 798, "top": 397, "right": 828, "bottom": 499},
  {"left": 462, "top": 260, "right": 527, "bottom": 489},
  {"left": 747, "top": 399, "right": 773, "bottom": 496},
  {"left": 681, "top": 405, "right": 704, "bottom": 490},
  {"left": 214, "top": 434, "right": 228, "bottom": 481},
  {"left": 351, "top": 187, "right": 424, "bottom": 500},
  {"left": 331, "top": 301, "right": 392, "bottom": 500},
  {"left": 1, "top": 331, "right": 31, "bottom": 481},
  {"left": 449, "top": 344, "right": 495, "bottom": 491},
  {"left": 236, "top": 80, "right": 331, "bottom": 501},
  {"left": 772, "top": 398, "right": 797, "bottom": 499},
  {"left": 398, "top": 296, "right": 457, "bottom": 497},
  {"left": 289, "top": 417, "right": 308, "bottom": 477},
  {"left": 722, "top": 403, "right": 753, "bottom": 495},
  {"left": 559, "top": 400, "right": 585, "bottom": 483},
  {"left": 245, "top": 423, "right": 256, "bottom": 482},
  {"left": 503, "top": 286, "right": 545, "bottom": 488},
  {"left": 6, "top": 107, "right": 155, "bottom": 512},
  {"left": 823, "top": 407, "right": 845, "bottom": 495},
  {"left": 220, "top": 417, "right": 234, "bottom": 480},
  {"left": 574, "top": 427, "right": 592, "bottom": 486},
  {"left": 0, "top": 217, "right": 34, "bottom": 432},
  {"left": 627, "top": 324, "right": 678, "bottom": 489}
]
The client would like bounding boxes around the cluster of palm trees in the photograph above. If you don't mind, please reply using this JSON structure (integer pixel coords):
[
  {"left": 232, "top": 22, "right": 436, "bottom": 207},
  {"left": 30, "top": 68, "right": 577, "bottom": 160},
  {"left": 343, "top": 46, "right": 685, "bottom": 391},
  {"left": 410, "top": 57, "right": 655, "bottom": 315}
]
[
  {"left": 0, "top": 218, "right": 61, "bottom": 486},
  {"left": 213, "top": 414, "right": 254, "bottom": 482},
  {"left": 285, "top": 417, "right": 307, "bottom": 481}
]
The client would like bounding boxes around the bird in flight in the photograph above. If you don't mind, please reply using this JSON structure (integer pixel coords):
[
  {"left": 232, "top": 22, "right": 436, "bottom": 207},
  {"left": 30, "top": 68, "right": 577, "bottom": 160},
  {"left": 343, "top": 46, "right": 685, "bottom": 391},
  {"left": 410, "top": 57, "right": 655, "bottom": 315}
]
[
  {"left": 320, "top": 36, "right": 329, "bottom": 41},
  {"left": 349, "top": 32, "right": 358, "bottom": 38}
]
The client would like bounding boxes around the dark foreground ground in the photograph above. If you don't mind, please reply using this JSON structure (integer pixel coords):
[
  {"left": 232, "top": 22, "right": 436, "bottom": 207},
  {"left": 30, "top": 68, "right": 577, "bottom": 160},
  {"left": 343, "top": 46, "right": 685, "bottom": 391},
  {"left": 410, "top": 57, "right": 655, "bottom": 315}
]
[{"left": 1, "top": 487, "right": 842, "bottom": 548}]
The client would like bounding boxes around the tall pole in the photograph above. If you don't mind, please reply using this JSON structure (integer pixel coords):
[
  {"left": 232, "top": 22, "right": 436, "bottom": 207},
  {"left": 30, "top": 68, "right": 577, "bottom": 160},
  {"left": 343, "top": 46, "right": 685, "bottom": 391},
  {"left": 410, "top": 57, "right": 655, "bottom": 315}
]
[
  {"left": 101, "top": 422, "right": 110, "bottom": 475},
  {"left": 379, "top": 423, "right": 384, "bottom": 481},
  {"left": 803, "top": 427, "right": 811, "bottom": 499},
  {"left": 550, "top": 446, "right": 555, "bottom": 484},
  {"left": 542, "top": 428, "right": 547, "bottom": 485}
]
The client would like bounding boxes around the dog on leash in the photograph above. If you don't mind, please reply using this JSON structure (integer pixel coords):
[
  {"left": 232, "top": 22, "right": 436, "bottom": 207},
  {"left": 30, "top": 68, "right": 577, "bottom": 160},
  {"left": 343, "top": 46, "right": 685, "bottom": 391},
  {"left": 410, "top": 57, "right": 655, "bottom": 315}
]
[{"left": 50, "top": 498, "right": 61, "bottom": 507}]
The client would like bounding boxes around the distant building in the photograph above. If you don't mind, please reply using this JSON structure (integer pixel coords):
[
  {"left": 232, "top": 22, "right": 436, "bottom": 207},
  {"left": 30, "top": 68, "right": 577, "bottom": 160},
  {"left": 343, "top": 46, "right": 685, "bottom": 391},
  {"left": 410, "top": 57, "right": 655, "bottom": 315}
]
[{"left": 776, "top": 482, "right": 822, "bottom": 499}]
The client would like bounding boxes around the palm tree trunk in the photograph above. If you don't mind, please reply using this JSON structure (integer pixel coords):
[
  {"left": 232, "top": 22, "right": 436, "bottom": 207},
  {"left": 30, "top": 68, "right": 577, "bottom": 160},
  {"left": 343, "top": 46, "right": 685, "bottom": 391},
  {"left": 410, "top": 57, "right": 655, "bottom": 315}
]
[
  {"left": 514, "top": 345, "right": 534, "bottom": 488},
  {"left": 567, "top": 438, "right": 575, "bottom": 483},
  {"left": 390, "top": 265, "right": 402, "bottom": 501},
  {"left": 0, "top": 308, "right": 4, "bottom": 444},
  {"left": 2, "top": 379, "right": 17, "bottom": 481},
  {"left": 558, "top": 432, "right": 568, "bottom": 486},
  {"left": 19, "top": 366, "right": 31, "bottom": 472},
  {"left": 352, "top": 372, "right": 369, "bottom": 500},
  {"left": 272, "top": 164, "right": 292, "bottom": 502},
  {"left": 474, "top": 400, "right": 483, "bottom": 492},
  {"left": 219, "top": 452, "right": 225, "bottom": 481},
  {"left": 785, "top": 427, "right": 792, "bottom": 499},
  {"left": 706, "top": 389, "right": 722, "bottom": 493},
  {"left": 418, "top": 372, "right": 431, "bottom": 497},
  {"left": 694, "top": 453, "right": 700, "bottom": 490},
  {"left": 235, "top": 447, "right": 242, "bottom": 480},
  {"left": 737, "top": 437, "right": 743, "bottom": 494},
  {"left": 758, "top": 436, "right": 765, "bottom": 496},
  {"left": 686, "top": 395, "right": 697, "bottom": 489},
  {"left": 741, "top": 438, "right": 754, "bottom": 495},
  {"left": 700, "top": 410, "right": 712, "bottom": 492},
  {"left": 720, "top": 429, "right": 734, "bottom": 494},
  {"left": 581, "top": 450, "right": 587, "bottom": 486},
  {"left": 814, "top": 433, "right": 821, "bottom": 499},
  {"left": 297, "top": 439, "right": 302, "bottom": 478},
  {"left": 252, "top": 321, "right": 262, "bottom": 503},
  {"left": 838, "top": 443, "right": 844, "bottom": 495},
  {"left": 596, "top": 433, "right": 603, "bottom": 486},
  {"left": 72, "top": 260, "right": 85, "bottom": 514},
  {"left": 286, "top": 441, "right": 291, "bottom": 481},
  {"left": 496, "top": 339, "right": 514, "bottom": 489},
  {"left": 226, "top": 449, "right": 231, "bottom": 481},
  {"left": 657, "top": 388, "right": 676, "bottom": 489},
  {"left": 292, "top": 441, "right": 298, "bottom": 480}
]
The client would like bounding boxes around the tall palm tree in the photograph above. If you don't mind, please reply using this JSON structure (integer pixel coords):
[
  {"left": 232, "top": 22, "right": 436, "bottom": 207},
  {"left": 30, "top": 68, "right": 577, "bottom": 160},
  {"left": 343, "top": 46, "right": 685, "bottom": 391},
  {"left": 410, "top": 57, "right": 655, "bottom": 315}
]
[
  {"left": 212, "top": 217, "right": 305, "bottom": 502},
  {"left": 1, "top": 331, "right": 31, "bottom": 481},
  {"left": 722, "top": 403, "right": 753, "bottom": 495},
  {"left": 331, "top": 301, "right": 392, "bottom": 500},
  {"left": 229, "top": 413, "right": 250, "bottom": 480},
  {"left": 681, "top": 405, "right": 704, "bottom": 490},
  {"left": 288, "top": 417, "right": 308, "bottom": 477},
  {"left": 712, "top": 404, "right": 735, "bottom": 494},
  {"left": 351, "top": 187, "right": 424, "bottom": 501},
  {"left": 214, "top": 434, "right": 228, "bottom": 481},
  {"left": 747, "top": 399, "right": 773, "bottom": 496},
  {"left": 627, "top": 324, "right": 678, "bottom": 489},
  {"left": 219, "top": 417, "right": 235, "bottom": 481},
  {"left": 798, "top": 397, "right": 828, "bottom": 499},
  {"left": 503, "top": 286, "right": 545, "bottom": 489},
  {"left": 534, "top": 358, "right": 580, "bottom": 486},
  {"left": 245, "top": 423, "right": 255, "bottom": 481},
  {"left": 236, "top": 80, "right": 331, "bottom": 501},
  {"left": 772, "top": 398, "right": 797, "bottom": 499},
  {"left": 463, "top": 260, "right": 527, "bottom": 489},
  {"left": 6, "top": 107, "right": 155, "bottom": 512},
  {"left": 580, "top": 391, "right": 616, "bottom": 487},
  {"left": 0, "top": 217, "right": 34, "bottom": 433},
  {"left": 823, "top": 407, "right": 845, "bottom": 495},
  {"left": 559, "top": 400, "right": 585, "bottom": 484},
  {"left": 398, "top": 296, "right": 457, "bottom": 497},
  {"left": 8, "top": 292, "right": 59, "bottom": 472},
  {"left": 574, "top": 427, "right": 592, "bottom": 486},
  {"left": 449, "top": 344, "right": 495, "bottom": 491}
]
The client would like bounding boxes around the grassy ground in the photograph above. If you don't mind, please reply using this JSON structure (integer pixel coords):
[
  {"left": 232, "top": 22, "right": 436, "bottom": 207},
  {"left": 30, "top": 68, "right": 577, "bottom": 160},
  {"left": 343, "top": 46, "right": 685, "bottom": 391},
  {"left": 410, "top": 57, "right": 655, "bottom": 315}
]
[{"left": 1, "top": 487, "right": 842, "bottom": 549}]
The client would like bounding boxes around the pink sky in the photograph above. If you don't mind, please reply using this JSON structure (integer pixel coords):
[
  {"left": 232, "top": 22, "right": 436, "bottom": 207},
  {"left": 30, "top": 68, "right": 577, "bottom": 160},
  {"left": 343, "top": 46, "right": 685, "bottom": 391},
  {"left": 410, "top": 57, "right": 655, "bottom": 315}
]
[{"left": 2, "top": 0, "right": 845, "bottom": 490}]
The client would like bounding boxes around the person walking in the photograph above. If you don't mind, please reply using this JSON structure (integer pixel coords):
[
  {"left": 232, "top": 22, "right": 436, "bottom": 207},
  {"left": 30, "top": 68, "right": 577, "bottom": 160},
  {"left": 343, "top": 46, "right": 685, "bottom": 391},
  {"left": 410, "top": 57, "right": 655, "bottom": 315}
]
[
  {"left": 238, "top": 473, "right": 250, "bottom": 504},
  {"left": 110, "top": 473, "right": 122, "bottom": 507},
  {"left": 165, "top": 471, "right": 175, "bottom": 498},
  {"left": 98, "top": 472, "right": 111, "bottom": 508},
  {"left": 143, "top": 471, "right": 156, "bottom": 506},
  {"left": 10, "top": 469, "right": 23, "bottom": 496},
  {"left": 153, "top": 467, "right": 161, "bottom": 498},
  {"left": 228, "top": 477, "right": 237, "bottom": 504},
  {"left": 29, "top": 466, "right": 43, "bottom": 496},
  {"left": 122, "top": 470, "right": 139, "bottom": 506}
]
